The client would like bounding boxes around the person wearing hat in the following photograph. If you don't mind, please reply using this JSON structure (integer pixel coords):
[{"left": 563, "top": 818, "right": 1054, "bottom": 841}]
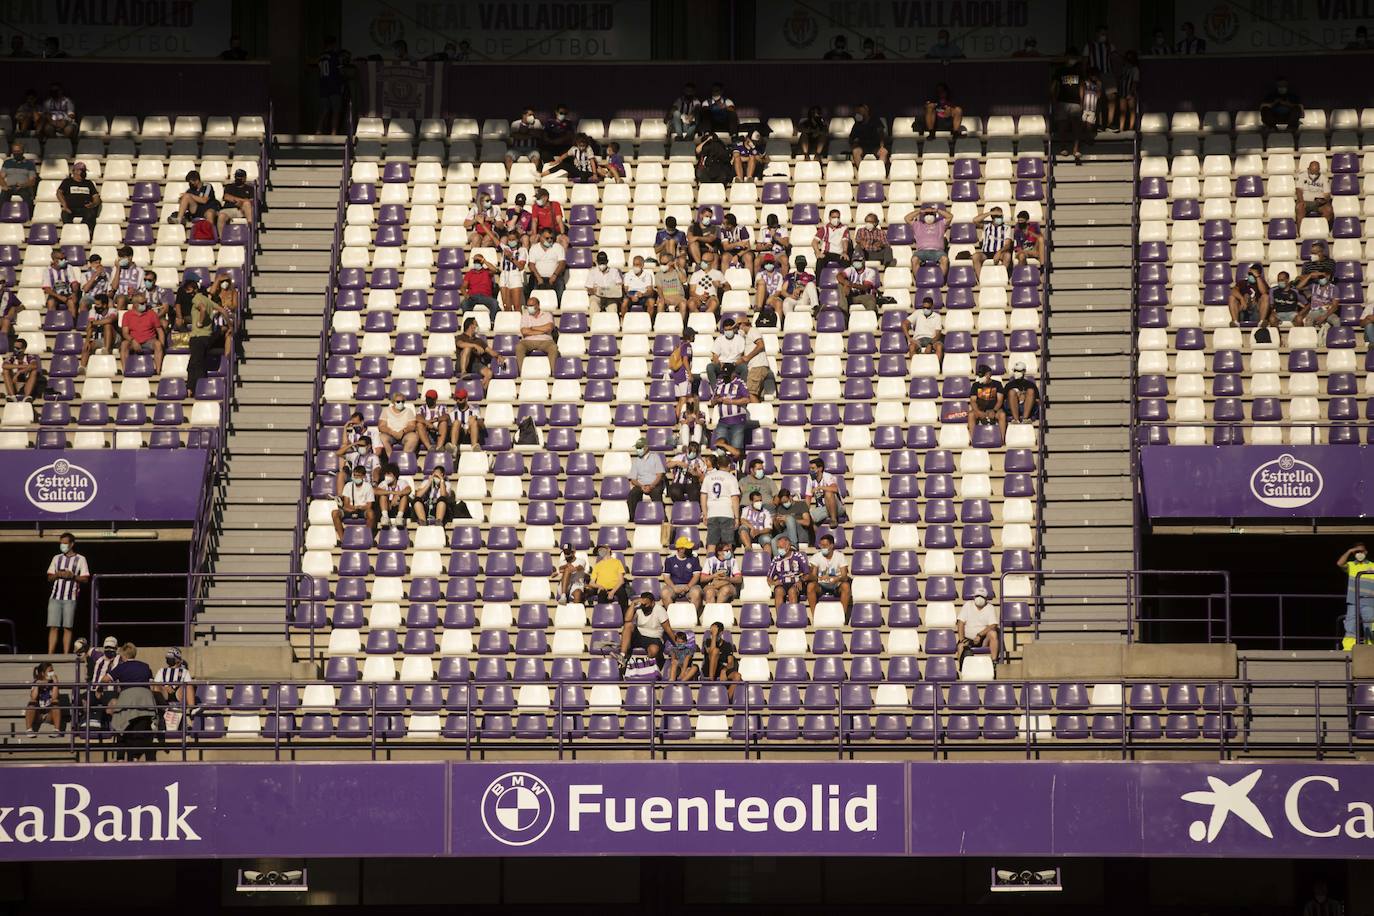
[
  {"left": 218, "top": 167, "right": 257, "bottom": 235},
  {"left": 668, "top": 327, "right": 696, "bottom": 418},
  {"left": 660, "top": 536, "right": 704, "bottom": 611},
  {"left": 416, "top": 388, "right": 451, "bottom": 453},
  {"left": 956, "top": 588, "right": 1000, "bottom": 667},
  {"left": 153, "top": 646, "right": 192, "bottom": 733},
  {"left": 626, "top": 435, "right": 667, "bottom": 522},
  {"left": 449, "top": 387, "right": 486, "bottom": 452},
  {"left": 87, "top": 634, "right": 121, "bottom": 730},
  {"left": 1003, "top": 361, "right": 1038, "bottom": 425},
  {"left": 505, "top": 192, "right": 535, "bottom": 247},
  {"left": 169, "top": 168, "right": 219, "bottom": 229}
]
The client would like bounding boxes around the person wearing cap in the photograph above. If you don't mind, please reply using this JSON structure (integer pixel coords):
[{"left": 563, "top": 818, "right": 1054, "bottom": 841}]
[
  {"left": 550, "top": 545, "right": 590, "bottom": 604},
  {"left": 0, "top": 140, "right": 37, "bottom": 206},
  {"left": 45, "top": 532, "right": 89, "bottom": 654},
  {"left": 57, "top": 160, "right": 100, "bottom": 230},
  {"left": 505, "top": 193, "right": 535, "bottom": 247},
  {"left": 660, "top": 536, "right": 704, "bottom": 610},
  {"left": 449, "top": 387, "right": 486, "bottom": 451},
  {"left": 460, "top": 250, "right": 501, "bottom": 323},
  {"left": 218, "top": 167, "right": 257, "bottom": 235},
  {"left": 415, "top": 388, "right": 451, "bottom": 453},
  {"left": 622, "top": 254, "right": 657, "bottom": 319},
  {"left": 514, "top": 288, "right": 559, "bottom": 371},
  {"left": 87, "top": 634, "right": 121, "bottom": 730},
  {"left": 969, "top": 363, "right": 1007, "bottom": 440},
  {"left": 585, "top": 250, "right": 624, "bottom": 314},
  {"left": 956, "top": 590, "right": 1001, "bottom": 667},
  {"left": 654, "top": 214, "right": 688, "bottom": 262},
  {"left": 153, "top": 646, "right": 192, "bottom": 732},
  {"left": 781, "top": 255, "right": 818, "bottom": 314},
  {"left": 904, "top": 295, "right": 944, "bottom": 359},
  {"left": 1003, "top": 362, "right": 1039, "bottom": 425},
  {"left": 170, "top": 169, "right": 219, "bottom": 229},
  {"left": 627, "top": 435, "right": 667, "bottom": 521}
]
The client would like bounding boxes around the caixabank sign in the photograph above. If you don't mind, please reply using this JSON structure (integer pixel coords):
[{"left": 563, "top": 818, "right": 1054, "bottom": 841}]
[{"left": 7, "top": 761, "right": 1374, "bottom": 859}]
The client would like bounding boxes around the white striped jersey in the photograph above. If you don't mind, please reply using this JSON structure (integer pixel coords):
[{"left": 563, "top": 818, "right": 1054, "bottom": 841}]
[{"left": 47, "top": 551, "right": 89, "bottom": 601}]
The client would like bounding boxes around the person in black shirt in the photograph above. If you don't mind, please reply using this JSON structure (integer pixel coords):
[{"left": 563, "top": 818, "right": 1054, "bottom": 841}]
[
  {"left": 968, "top": 364, "right": 1006, "bottom": 440},
  {"left": 169, "top": 169, "right": 219, "bottom": 228},
  {"left": 1003, "top": 362, "right": 1038, "bottom": 425},
  {"left": 848, "top": 103, "right": 888, "bottom": 168},
  {"left": 1051, "top": 54, "right": 1084, "bottom": 156},
  {"left": 217, "top": 168, "right": 256, "bottom": 235},
  {"left": 797, "top": 106, "right": 827, "bottom": 161},
  {"left": 169, "top": 276, "right": 199, "bottom": 332},
  {"left": 1260, "top": 78, "right": 1303, "bottom": 137},
  {"left": 57, "top": 162, "right": 100, "bottom": 230},
  {"left": 219, "top": 34, "right": 248, "bottom": 60},
  {"left": 823, "top": 35, "right": 852, "bottom": 60}
]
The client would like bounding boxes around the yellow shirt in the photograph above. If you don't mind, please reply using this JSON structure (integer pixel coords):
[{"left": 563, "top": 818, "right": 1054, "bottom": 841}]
[
  {"left": 1346, "top": 560, "right": 1374, "bottom": 583},
  {"left": 589, "top": 557, "right": 626, "bottom": 592}
]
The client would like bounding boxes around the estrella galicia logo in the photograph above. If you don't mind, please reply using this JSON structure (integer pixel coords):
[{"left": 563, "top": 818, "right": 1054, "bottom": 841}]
[
  {"left": 1249, "top": 453, "right": 1322, "bottom": 509},
  {"left": 481, "top": 771, "right": 555, "bottom": 847},
  {"left": 24, "top": 459, "right": 98, "bottom": 513}
]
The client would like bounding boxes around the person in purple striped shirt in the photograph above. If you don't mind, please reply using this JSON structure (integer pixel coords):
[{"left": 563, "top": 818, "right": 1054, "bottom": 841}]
[{"left": 767, "top": 536, "right": 809, "bottom": 616}]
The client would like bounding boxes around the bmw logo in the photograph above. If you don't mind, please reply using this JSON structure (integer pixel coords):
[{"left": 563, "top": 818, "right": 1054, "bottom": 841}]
[{"left": 480, "top": 771, "right": 556, "bottom": 846}]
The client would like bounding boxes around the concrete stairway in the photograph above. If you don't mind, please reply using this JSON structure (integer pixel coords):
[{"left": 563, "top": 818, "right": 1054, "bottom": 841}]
[
  {"left": 1238, "top": 650, "right": 1356, "bottom": 756},
  {"left": 197, "top": 136, "right": 344, "bottom": 645},
  {"left": 1038, "top": 138, "right": 1137, "bottom": 640}
]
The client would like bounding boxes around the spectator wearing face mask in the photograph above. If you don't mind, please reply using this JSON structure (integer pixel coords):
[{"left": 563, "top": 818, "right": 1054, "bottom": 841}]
[
  {"left": 861, "top": 37, "right": 885, "bottom": 59},
  {"left": 770, "top": 488, "right": 806, "bottom": 548},
  {"left": 411, "top": 468, "right": 454, "bottom": 526},
  {"left": 543, "top": 133, "right": 599, "bottom": 183},
  {"left": 904, "top": 296, "right": 944, "bottom": 359},
  {"left": 1343, "top": 544, "right": 1374, "bottom": 640},
  {"left": 589, "top": 545, "right": 630, "bottom": 612},
  {"left": 461, "top": 253, "right": 501, "bottom": 324},
  {"left": 767, "top": 537, "right": 809, "bottom": 615},
  {"left": 709, "top": 363, "right": 752, "bottom": 459},
  {"left": 599, "top": 141, "right": 626, "bottom": 183},
  {"left": 506, "top": 192, "right": 536, "bottom": 247},
  {"left": 44, "top": 532, "right": 88, "bottom": 654},
  {"left": 920, "top": 82, "right": 964, "bottom": 138},
  {"left": 654, "top": 215, "right": 688, "bottom": 262},
  {"left": 906, "top": 204, "right": 951, "bottom": 275},
  {"left": 464, "top": 191, "right": 505, "bottom": 243},
  {"left": 333, "top": 464, "right": 377, "bottom": 539},
  {"left": 586, "top": 251, "right": 624, "bottom": 313},
  {"left": 702, "top": 547, "right": 743, "bottom": 605},
  {"left": 667, "top": 435, "right": 708, "bottom": 503},
  {"left": 529, "top": 189, "right": 566, "bottom": 246},
  {"left": 1012, "top": 210, "right": 1045, "bottom": 266},
  {"left": 374, "top": 462, "right": 411, "bottom": 529},
  {"left": 739, "top": 457, "right": 778, "bottom": 504},
  {"left": 43, "top": 248, "right": 80, "bottom": 319},
  {"left": 656, "top": 253, "right": 689, "bottom": 316},
  {"left": 755, "top": 212, "right": 791, "bottom": 264},
  {"left": 956, "top": 589, "right": 1001, "bottom": 666},
  {"left": 667, "top": 82, "right": 700, "bottom": 140},
  {"left": 1265, "top": 271, "right": 1306, "bottom": 329},
  {"left": 796, "top": 106, "right": 828, "bottom": 161},
  {"left": 26, "top": 662, "right": 62, "bottom": 736},
  {"left": 378, "top": 392, "right": 419, "bottom": 454},
  {"left": 733, "top": 314, "right": 773, "bottom": 400},
  {"left": 696, "top": 128, "right": 736, "bottom": 185},
  {"left": 686, "top": 250, "right": 726, "bottom": 319},
  {"left": 1260, "top": 78, "right": 1302, "bottom": 138},
  {"left": 738, "top": 490, "right": 776, "bottom": 553},
  {"left": 13, "top": 88, "right": 41, "bottom": 135},
  {"left": 110, "top": 246, "right": 142, "bottom": 310},
  {"left": 782, "top": 256, "right": 818, "bottom": 314},
  {"left": 802, "top": 457, "right": 843, "bottom": 539},
  {"left": 755, "top": 254, "right": 788, "bottom": 319},
  {"left": 508, "top": 109, "right": 544, "bottom": 169},
  {"left": 2, "top": 336, "right": 40, "bottom": 402},
  {"left": 973, "top": 206, "right": 1013, "bottom": 273},
  {"left": 687, "top": 206, "right": 722, "bottom": 265},
  {"left": 541, "top": 104, "right": 576, "bottom": 160},
  {"left": 514, "top": 293, "right": 559, "bottom": 371},
  {"left": 848, "top": 103, "right": 888, "bottom": 168},
  {"left": 335, "top": 432, "right": 381, "bottom": 491},
  {"left": 807, "top": 534, "right": 851, "bottom": 616},
  {"left": 667, "top": 327, "right": 696, "bottom": 418},
  {"left": 58, "top": 161, "right": 100, "bottom": 231},
  {"left": 718, "top": 212, "right": 753, "bottom": 273},
  {"left": 661, "top": 536, "right": 704, "bottom": 609},
  {"left": 449, "top": 388, "right": 486, "bottom": 452},
  {"left": 838, "top": 255, "right": 880, "bottom": 314},
  {"left": 627, "top": 435, "right": 667, "bottom": 521},
  {"left": 0, "top": 140, "right": 36, "bottom": 206},
  {"left": 1003, "top": 362, "right": 1038, "bottom": 425},
  {"left": 732, "top": 133, "right": 767, "bottom": 183},
  {"left": 699, "top": 83, "right": 738, "bottom": 136},
  {"left": 40, "top": 82, "right": 76, "bottom": 140},
  {"left": 551, "top": 545, "right": 590, "bottom": 604},
  {"left": 119, "top": 286, "right": 165, "bottom": 374},
  {"left": 497, "top": 230, "right": 529, "bottom": 313},
  {"left": 1226, "top": 263, "right": 1269, "bottom": 328},
  {"left": 853, "top": 213, "right": 893, "bottom": 267},
  {"left": 813, "top": 209, "right": 851, "bottom": 271},
  {"left": 415, "top": 388, "right": 450, "bottom": 454},
  {"left": 153, "top": 647, "right": 193, "bottom": 734},
  {"left": 622, "top": 255, "right": 658, "bottom": 320},
  {"left": 523, "top": 230, "right": 566, "bottom": 306},
  {"left": 1296, "top": 159, "right": 1334, "bottom": 225}
]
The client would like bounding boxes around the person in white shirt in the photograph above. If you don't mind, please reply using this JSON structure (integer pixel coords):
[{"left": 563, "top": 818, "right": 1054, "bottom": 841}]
[
  {"left": 812, "top": 209, "right": 851, "bottom": 270},
  {"left": 700, "top": 454, "right": 742, "bottom": 552},
  {"left": 903, "top": 296, "right": 944, "bottom": 358},
  {"left": 622, "top": 255, "right": 657, "bottom": 319},
  {"left": 734, "top": 313, "right": 773, "bottom": 401},
  {"left": 686, "top": 250, "right": 725, "bottom": 319},
  {"left": 1295, "top": 159, "right": 1333, "bottom": 224},
  {"left": 551, "top": 545, "right": 590, "bottom": 603},
  {"left": 956, "top": 589, "right": 1000, "bottom": 665},
  {"left": 585, "top": 252, "right": 623, "bottom": 313},
  {"left": 377, "top": 393, "right": 419, "bottom": 454},
  {"left": 374, "top": 461, "right": 412, "bottom": 528},
  {"left": 43, "top": 248, "right": 80, "bottom": 318},
  {"left": 806, "top": 534, "right": 851, "bottom": 615},
  {"left": 702, "top": 544, "right": 743, "bottom": 604},
  {"left": 837, "top": 257, "right": 880, "bottom": 313},
  {"left": 523, "top": 228, "right": 567, "bottom": 299},
  {"left": 707, "top": 316, "right": 747, "bottom": 386},
  {"left": 618, "top": 591, "right": 677, "bottom": 661},
  {"left": 332, "top": 466, "right": 377, "bottom": 539}
]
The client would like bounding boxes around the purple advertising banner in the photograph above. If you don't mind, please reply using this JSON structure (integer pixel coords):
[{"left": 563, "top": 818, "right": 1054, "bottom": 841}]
[
  {"left": 450, "top": 762, "right": 908, "bottom": 856},
  {"left": 0, "top": 450, "right": 209, "bottom": 522},
  {"left": 1140, "top": 445, "right": 1374, "bottom": 518}
]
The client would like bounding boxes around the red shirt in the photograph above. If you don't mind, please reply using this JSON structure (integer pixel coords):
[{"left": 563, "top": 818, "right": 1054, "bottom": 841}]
[
  {"left": 464, "top": 268, "right": 495, "bottom": 297},
  {"left": 531, "top": 201, "right": 563, "bottom": 232},
  {"left": 121, "top": 308, "right": 161, "bottom": 344}
]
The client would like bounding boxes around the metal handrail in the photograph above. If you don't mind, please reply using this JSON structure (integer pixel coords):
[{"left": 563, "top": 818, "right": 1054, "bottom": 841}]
[
  {"left": 1004, "top": 567, "right": 1232, "bottom": 642},
  {"left": 1128, "top": 124, "right": 1143, "bottom": 573},
  {"left": 90, "top": 571, "right": 310, "bottom": 648},
  {"left": 1035, "top": 104, "right": 1052, "bottom": 580}
]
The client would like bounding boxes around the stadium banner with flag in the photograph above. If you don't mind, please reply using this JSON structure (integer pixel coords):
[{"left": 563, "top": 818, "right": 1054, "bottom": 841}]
[
  {"left": 0, "top": 0, "right": 231, "bottom": 58},
  {"left": 754, "top": 0, "right": 1067, "bottom": 59},
  {"left": 343, "top": 0, "right": 652, "bottom": 62},
  {"left": 1140, "top": 445, "right": 1374, "bottom": 519},
  {"left": 1173, "top": 0, "right": 1374, "bottom": 53},
  {"left": 357, "top": 61, "right": 446, "bottom": 120},
  {"left": 8, "top": 761, "right": 1374, "bottom": 859},
  {"left": 0, "top": 450, "right": 209, "bottom": 522}
]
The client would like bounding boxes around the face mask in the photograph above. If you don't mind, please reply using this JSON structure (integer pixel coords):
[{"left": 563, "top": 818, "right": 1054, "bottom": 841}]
[
  {"left": 384, "top": 474, "right": 395, "bottom": 485},
  {"left": 220, "top": 280, "right": 230, "bottom": 290},
  {"left": 352, "top": 477, "right": 364, "bottom": 486},
  {"left": 60, "top": 543, "right": 71, "bottom": 554},
  {"left": 1247, "top": 276, "right": 1257, "bottom": 285},
  {"left": 542, "top": 240, "right": 553, "bottom": 248},
  {"left": 635, "top": 448, "right": 646, "bottom": 457},
  {"left": 1014, "top": 369, "right": 1026, "bottom": 378},
  {"left": 1276, "top": 280, "right": 1288, "bottom": 289},
  {"left": 851, "top": 261, "right": 863, "bottom": 271},
  {"left": 597, "top": 260, "right": 607, "bottom": 268},
  {"left": 923, "top": 308, "right": 933, "bottom": 317},
  {"left": 854, "top": 112, "right": 864, "bottom": 122},
  {"left": 392, "top": 399, "right": 404, "bottom": 407},
  {"left": 751, "top": 501, "right": 762, "bottom": 510},
  {"left": 701, "top": 216, "right": 712, "bottom": 226},
  {"left": 993, "top": 216, "right": 1004, "bottom": 225},
  {"left": 782, "top": 499, "right": 793, "bottom": 508},
  {"left": 764, "top": 262, "right": 776, "bottom": 271},
  {"left": 1318, "top": 276, "right": 1330, "bottom": 286},
  {"left": 57, "top": 258, "right": 68, "bottom": 268},
  {"left": 135, "top": 303, "right": 147, "bottom": 313},
  {"left": 144, "top": 280, "right": 156, "bottom": 289},
  {"left": 753, "top": 469, "right": 764, "bottom": 479},
  {"left": 812, "top": 468, "right": 823, "bottom": 478},
  {"left": 525, "top": 305, "right": 537, "bottom": 314},
  {"left": 866, "top": 221, "right": 878, "bottom": 229},
  {"left": 119, "top": 258, "right": 130, "bottom": 267},
  {"left": 829, "top": 217, "right": 840, "bottom": 227},
  {"left": 1309, "top": 170, "right": 1319, "bottom": 179},
  {"left": 523, "top": 115, "right": 534, "bottom": 124},
  {"left": 923, "top": 215, "right": 936, "bottom": 224},
  {"left": 633, "top": 266, "right": 643, "bottom": 274},
  {"left": 974, "top": 596, "right": 987, "bottom": 608}
]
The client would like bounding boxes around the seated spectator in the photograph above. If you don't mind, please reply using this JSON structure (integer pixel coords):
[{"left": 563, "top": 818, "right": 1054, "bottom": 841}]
[
  {"left": 335, "top": 432, "right": 381, "bottom": 491},
  {"left": 0, "top": 279, "right": 16, "bottom": 340},
  {"left": 551, "top": 545, "right": 590, "bottom": 604},
  {"left": 1072, "top": 67, "right": 1104, "bottom": 163},
  {"left": 772, "top": 487, "right": 807, "bottom": 547},
  {"left": 79, "top": 254, "right": 111, "bottom": 311},
  {"left": 497, "top": 230, "right": 527, "bottom": 312},
  {"left": 667, "top": 436, "right": 707, "bottom": 502},
  {"left": 529, "top": 188, "right": 567, "bottom": 246},
  {"left": 171, "top": 170, "right": 220, "bottom": 234},
  {"left": 515, "top": 291, "right": 559, "bottom": 370},
  {"left": 111, "top": 246, "right": 143, "bottom": 310},
  {"left": 767, "top": 536, "right": 809, "bottom": 615},
  {"left": 459, "top": 252, "right": 501, "bottom": 324},
  {"left": 1013, "top": 210, "right": 1045, "bottom": 265},
  {"left": 622, "top": 255, "right": 658, "bottom": 319},
  {"left": 701, "top": 454, "right": 742, "bottom": 552},
  {"left": 755, "top": 253, "right": 787, "bottom": 319},
  {"left": 1358, "top": 301, "right": 1374, "bottom": 346},
  {"left": 973, "top": 205, "right": 1013, "bottom": 273},
  {"left": 543, "top": 133, "right": 599, "bottom": 183},
  {"left": 415, "top": 388, "right": 450, "bottom": 453},
  {"left": 44, "top": 249, "right": 79, "bottom": 318},
  {"left": 755, "top": 212, "right": 791, "bottom": 264},
  {"left": 807, "top": 534, "right": 851, "bottom": 616},
  {"left": 81, "top": 294, "right": 117, "bottom": 368},
  {"left": 40, "top": 82, "right": 76, "bottom": 140},
  {"left": 812, "top": 208, "right": 851, "bottom": 270},
  {"left": 796, "top": 106, "right": 828, "bottom": 161},
  {"left": 904, "top": 296, "right": 944, "bottom": 358},
  {"left": 209, "top": 272, "right": 240, "bottom": 350},
  {"left": 374, "top": 463, "right": 411, "bottom": 529},
  {"left": 585, "top": 252, "right": 624, "bottom": 314},
  {"left": 656, "top": 252, "right": 689, "bottom": 315},
  {"left": 25, "top": 662, "right": 62, "bottom": 737},
  {"left": 464, "top": 191, "right": 506, "bottom": 244},
  {"left": 660, "top": 536, "right": 703, "bottom": 609},
  {"left": 921, "top": 82, "right": 964, "bottom": 137},
  {"left": 505, "top": 192, "right": 534, "bottom": 246},
  {"left": 218, "top": 168, "right": 256, "bottom": 235},
  {"left": 13, "top": 88, "right": 41, "bottom": 135},
  {"left": 708, "top": 363, "right": 752, "bottom": 459},
  {"left": 627, "top": 435, "right": 667, "bottom": 520},
  {"left": 1302, "top": 272, "right": 1341, "bottom": 332},
  {"left": 698, "top": 83, "right": 738, "bottom": 135},
  {"left": 1265, "top": 271, "right": 1306, "bottom": 327},
  {"left": 507, "top": 110, "right": 544, "bottom": 169},
  {"left": 450, "top": 387, "right": 486, "bottom": 451},
  {"left": 378, "top": 392, "right": 419, "bottom": 454},
  {"left": 332, "top": 464, "right": 377, "bottom": 539},
  {"left": 1296, "top": 159, "right": 1333, "bottom": 225},
  {"left": 802, "top": 456, "right": 843, "bottom": 538},
  {"left": 411, "top": 467, "right": 455, "bottom": 526},
  {"left": 456, "top": 316, "right": 502, "bottom": 386},
  {"left": 740, "top": 457, "right": 779, "bottom": 504},
  {"left": 540, "top": 104, "right": 576, "bottom": 161},
  {"left": 906, "top": 204, "right": 951, "bottom": 274},
  {"left": 732, "top": 132, "right": 767, "bottom": 182},
  {"left": 862, "top": 37, "right": 886, "bottom": 59},
  {"left": 166, "top": 274, "right": 199, "bottom": 332},
  {"left": 1228, "top": 263, "right": 1270, "bottom": 327},
  {"left": 853, "top": 212, "right": 893, "bottom": 266},
  {"left": 58, "top": 161, "right": 101, "bottom": 231},
  {"left": 969, "top": 363, "right": 1007, "bottom": 440},
  {"left": 677, "top": 406, "right": 709, "bottom": 452},
  {"left": 956, "top": 590, "right": 1001, "bottom": 666},
  {"left": 848, "top": 103, "right": 888, "bottom": 167},
  {"left": 823, "top": 34, "right": 852, "bottom": 59},
  {"left": 600, "top": 141, "right": 626, "bottom": 182},
  {"left": 667, "top": 327, "right": 696, "bottom": 417},
  {"left": 925, "top": 29, "right": 964, "bottom": 60},
  {"left": 1003, "top": 362, "right": 1038, "bottom": 425},
  {"left": 0, "top": 141, "right": 36, "bottom": 205},
  {"left": 654, "top": 215, "right": 688, "bottom": 262},
  {"left": 663, "top": 629, "right": 699, "bottom": 681},
  {"left": 703, "top": 622, "right": 741, "bottom": 695},
  {"left": 781, "top": 256, "right": 818, "bottom": 313},
  {"left": 523, "top": 228, "right": 566, "bottom": 304},
  {"left": 738, "top": 490, "right": 775, "bottom": 552},
  {"left": 119, "top": 295, "right": 164, "bottom": 373},
  {"left": 1260, "top": 77, "right": 1303, "bottom": 136},
  {"left": 1176, "top": 21, "right": 1206, "bottom": 53},
  {"left": 837, "top": 255, "right": 880, "bottom": 313},
  {"left": 618, "top": 591, "right": 675, "bottom": 662},
  {"left": 686, "top": 251, "right": 725, "bottom": 318},
  {"left": 695, "top": 131, "right": 734, "bottom": 185},
  {"left": 667, "top": 82, "right": 700, "bottom": 140},
  {"left": 3, "top": 337, "right": 40, "bottom": 402},
  {"left": 687, "top": 206, "right": 722, "bottom": 264},
  {"left": 719, "top": 212, "right": 753, "bottom": 272}
]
